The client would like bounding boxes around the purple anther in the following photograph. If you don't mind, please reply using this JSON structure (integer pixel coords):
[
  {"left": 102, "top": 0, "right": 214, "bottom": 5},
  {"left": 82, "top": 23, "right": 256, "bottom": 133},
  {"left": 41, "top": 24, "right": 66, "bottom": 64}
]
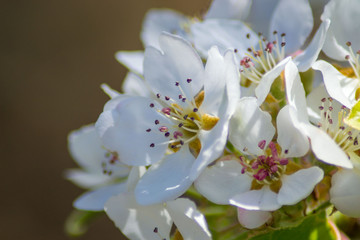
[
  {"left": 149, "top": 103, "right": 155, "bottom": 108},
  {"left": 258, "top": 140, "right": 266, "bottom": 150},
  {"left": 266, "top": 42, "right": 274, "bottom": 53},
  {"left": 173, "top": 131, "right": 183, "bottom": 139},
  {"left": 270, "top": 165, "right": 278, "bottom": 173},
  {"left": 159, "top": 126, "right": 168, "bottom": 132},
  {"left": 279, "top": 159, "right": 288, "bottom": 165},
  {"left": 161, "top": 107, "right": 171, "bottom": 115},
  {"left": 252, "top": 160, "right": 260, "bottom": 169},
  {"left": 187, "top": 78, "right": 192, "bottom": 83},
  {"left": 165, "top": 96, "right": 170, "bottom": 101}
]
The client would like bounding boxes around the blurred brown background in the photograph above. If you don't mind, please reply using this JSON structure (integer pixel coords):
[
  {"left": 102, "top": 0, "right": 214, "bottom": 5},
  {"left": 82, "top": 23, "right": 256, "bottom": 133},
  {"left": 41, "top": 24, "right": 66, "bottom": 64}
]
[{"left": 1, "top": 0, "right": 208, "bottom": 239}]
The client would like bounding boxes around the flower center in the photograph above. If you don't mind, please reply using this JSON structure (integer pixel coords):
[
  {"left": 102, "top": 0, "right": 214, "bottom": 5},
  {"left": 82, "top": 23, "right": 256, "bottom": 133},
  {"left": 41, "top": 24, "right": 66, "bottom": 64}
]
[
  {"left": 239, "top": 31, "right": 287, "bottom": 85},
  {"left": 147, "top": 79, "right": 219, "bottom": 154},
  {"left": 239, "top": 141, "right": 289, "bottom": 192},
  {"left": 317, "top": 97, "right": 360, "bottom": 155}
]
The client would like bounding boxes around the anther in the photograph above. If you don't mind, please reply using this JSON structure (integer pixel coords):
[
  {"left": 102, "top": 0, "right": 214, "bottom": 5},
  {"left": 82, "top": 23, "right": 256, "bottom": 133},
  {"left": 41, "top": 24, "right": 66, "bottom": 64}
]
[
  {"left": 180, "top": 140, "right": 184, "bottom": 145},
  {"left": 175, "top": 81, "right": 179, "bottom": 86},
  {"left": 150, "top": 143, "right": 155, "bottom": 147},
  {"left": 319, "top": 106, "right": 324, "bottom": 110},
  {"left": 345, "top": 55, "right": 350, "bottom": 60},
  {"left": 346, "top": 41, "right": 352, "bottom": 46},
  {"left": 159, "top": 126, "right": 168, "bottom": 132},
  {"left": 156, "top": 93, "right": 161, "bottom": 98},
  {"left": 149, "top": 103, "right": 155, "bottom": 108},
  {"left": 178, "top": 94, "right": 182, "bottom": 99},
  {"left": 281, "top": 42, "right": 286, "bottom": 47},
  {"left": 193, "top": 108, "right": 198, "bottom": 112},
  {"left": 165, "top": 96, "right": 170, "bottom": 101},
  {"left": 182, "top": 98, "right": 186, "bottom": 102},
  {"left": 155, "top": 120, "right": 160, "bottom": 125},
  {"left": 154, "top": 227, "right": 158, "bottom": 233},
  {"left": 187, "top": 78, "right": 192, "bottom": 83},
  {"left": 247, "top": 48, "right": 252, "bottom": 52},
  {"left": 190, "top": 117, "right": 195, "bottom": 121},
  {"left": 178, "top": 123, "right": 183, "bottom": 128},
  {"left": 273, "top": 30, "right": 278, "bottom": 35},
  {"left": 258, "top": 140, "right": 266, "bottom": 150},
  {"left": 146, "top": 128, "right": 151, "bottom": 132},
  {"left": 164, "top": 132, "right": 170, "bottom": 137},
  {"left": 321, "top": 98, "right": 326, "bottom": 102},
  {"left": 162, "top": 107, "right": 171, "bottom": 115},
  {"left": 246, "top": 33, "right": 250, "bottom": 39},
  {"left": 183, "top": 114, "right": 188, "bottom": 120},
  {"left": 281, "top": 33, "right": 286, "bottom": 37},
  {"left": 329, "top": 106, "right": 333, "bottom": 111},
  {"left": 234, "top": 49, "right": 238, "bottom": 53},
  {"left": 284, "top": 149, "right": 289, "bottom": 154}
]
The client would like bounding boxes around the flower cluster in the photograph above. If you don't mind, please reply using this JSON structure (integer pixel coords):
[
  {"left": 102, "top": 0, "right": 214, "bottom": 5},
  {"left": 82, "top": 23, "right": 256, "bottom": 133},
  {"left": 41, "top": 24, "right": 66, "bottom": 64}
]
[{"left": 66, "top": 0, "right": 360, "bottom": 239}]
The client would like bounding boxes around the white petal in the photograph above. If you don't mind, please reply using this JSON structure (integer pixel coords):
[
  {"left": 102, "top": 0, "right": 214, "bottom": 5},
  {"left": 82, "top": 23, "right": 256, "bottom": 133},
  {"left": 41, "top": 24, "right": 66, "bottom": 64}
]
[
  {"left": 105, "top": 193, "right": 172, "bottom": 240},
  {"left": 190, "top": 50, "right": 241, "bottom": 180},
  {"left": 205, "top": 0, "right": 252, "bottom": 20},
  {"left": 195, "top": 160, "right": 252, "bottom": 204},
  {"left": 277, "top": 106, "right": 310, "bottom": 157},
  {"left": 293, "top": 19, "right": 330, "bottom": 72},
  {"left": 65, "top": 170, "right": 112, "bottom": 189},
  {"left": 74, "top": 183, "right": 127, "bottom": 211},
  {"left": 312, "top": 60, "right": 357, "bottom": 108},
  {"left": 284, "top": 60, "right": 309, "bottom": 123},
  {"left": 144, "top": 33, "right": 203, "bottom": 105},
  {"left": 306, "top": 84, "right": 344, "bottom": 124},
  {"left": 96, "top": 97, "right": 170, "bottom": 166},
  {"left": 122, "top": 72, "right": 151, "bottom": 97},
  {"left": 68, "top": 125, "right": 106, "bottom": 172},
  {"left": 229, "top": 97, "right": 275, "bottom": 156},
  {"left": 126, "top": 166, "right": 147, "bottom": 192},
  {"left": 269, "top": 0, "right": 313, "bottom": 54},
  {"left": 245, "top": 0, "right": 280, "bottom": 37},
  {"left": 115, "top": 51, "right": 144, "bottom": 74},
  {"left": 201, "top": 47, "right": 237, "bottom": 116},
  {"left": 141, "top": 9, "right": 189, "bottom": 48},
  {"left": 230, "top": 186, "right": 281, "bottom": 211},
  {"left": 237, "top": 208, "right": 272, "bottom": 229},
  {"left": 101, "top": 83, "right": 120, "bottom": 99},
  {"left": 330, "top": 169, "right": 360, "bottom": 218},
  {"left": 166, "top": 198, "right": 212, "bottom": 240},
  {"left": 135, "top": 148, "right": 195, "bottom": 205},
  {"left": 303, "top": 124, "right": 353, "bottom": 168},
  {"left": 255, "top": 57, "right": 291, "bottom": 105},
  {"left": 278, "top": 167, "right": 324, "bottom": 205},
  {"left": 191, "top": 19, "right": 258, "bottom": 58},
  {"left": 322, "top": 0, "right": 360, "bottom": 61}
]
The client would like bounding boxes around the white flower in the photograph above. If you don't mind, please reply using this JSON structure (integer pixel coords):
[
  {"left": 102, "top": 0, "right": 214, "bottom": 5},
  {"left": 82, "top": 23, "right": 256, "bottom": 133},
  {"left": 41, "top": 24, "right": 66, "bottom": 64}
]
[
  {"left": 321, "top": 0, "right": 360, "bottom": 61},
  {"left": 66, "top": 124, "right": 130, "bottom": 189},
  {"left": 196, "top": 97, "right": 322, "bottom": 212},
  {"left": 191, "top": 0, "right": 330, "bottom": 104},
  {"left": 66, "top": 124, "right": 133, "bottom": 211},
  {"left": 96, "top": 33, "right": 240, "bottom": 205},
  {"left": 105, "top": 167, "right": 212, "bottom": 240},
  {"left": 284, "top": 60, "right": 354, "bottom": 168}
]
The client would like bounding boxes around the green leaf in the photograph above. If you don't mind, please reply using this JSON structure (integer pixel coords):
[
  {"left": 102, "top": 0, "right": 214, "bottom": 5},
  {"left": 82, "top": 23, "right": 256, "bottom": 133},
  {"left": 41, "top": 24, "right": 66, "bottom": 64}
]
[
  {"left": 64, "top": 209, "right": 103, "bottom": 237},
  {"left": 344, "top": 99, "right": 360, "bottom": 130},
  {"left": 248, "top": 211, "right": 336, "bottom": 240}
]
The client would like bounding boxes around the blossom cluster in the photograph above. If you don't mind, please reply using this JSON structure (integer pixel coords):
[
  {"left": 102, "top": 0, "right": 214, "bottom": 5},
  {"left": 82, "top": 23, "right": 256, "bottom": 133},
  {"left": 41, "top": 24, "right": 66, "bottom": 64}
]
[{"left": 66, "top": 0, "right": 360, "bottom": 239}]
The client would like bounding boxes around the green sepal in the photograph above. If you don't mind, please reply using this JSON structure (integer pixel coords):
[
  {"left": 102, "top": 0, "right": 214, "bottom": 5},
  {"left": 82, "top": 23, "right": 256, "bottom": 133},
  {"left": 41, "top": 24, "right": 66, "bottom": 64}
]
[{"left": 64, "top": 209, "right": 104, "bottom": 237}]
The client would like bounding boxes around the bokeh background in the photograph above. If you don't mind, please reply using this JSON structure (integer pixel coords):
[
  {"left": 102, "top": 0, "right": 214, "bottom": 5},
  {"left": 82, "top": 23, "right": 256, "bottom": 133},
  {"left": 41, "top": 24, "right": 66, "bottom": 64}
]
[{"left": 1, "top": 0, "right": 208, "bottom": 239}]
